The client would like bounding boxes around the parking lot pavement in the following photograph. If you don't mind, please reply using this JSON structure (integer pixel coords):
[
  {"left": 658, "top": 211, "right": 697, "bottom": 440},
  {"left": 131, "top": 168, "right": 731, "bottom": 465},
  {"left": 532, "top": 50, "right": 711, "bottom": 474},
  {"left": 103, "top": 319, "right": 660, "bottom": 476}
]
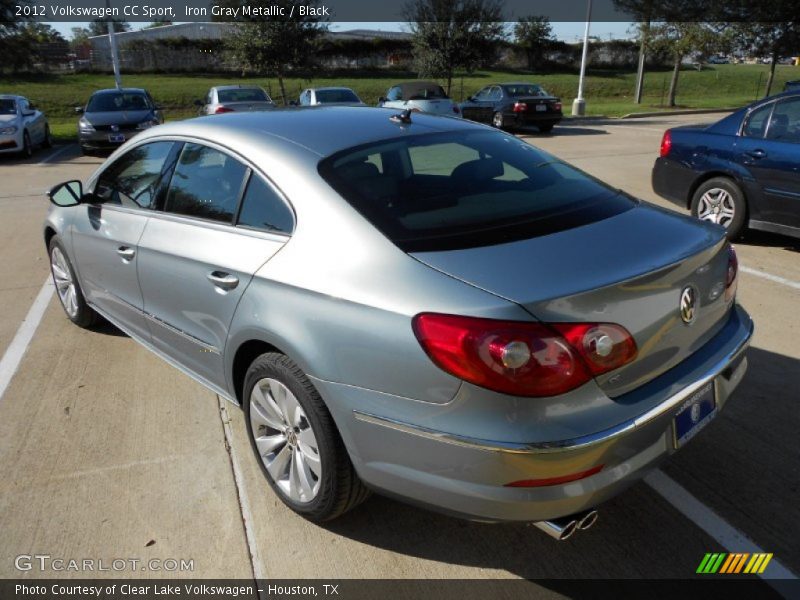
[{"left": 0, "top": 120, "right": 797, "bottom": 588}]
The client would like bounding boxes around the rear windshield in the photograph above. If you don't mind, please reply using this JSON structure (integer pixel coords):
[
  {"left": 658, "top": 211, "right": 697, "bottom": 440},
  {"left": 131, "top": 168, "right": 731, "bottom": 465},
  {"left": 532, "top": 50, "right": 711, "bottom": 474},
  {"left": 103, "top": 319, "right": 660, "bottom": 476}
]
[
  {"left": 316, "top": 89, "right": 360, "bottom": 104},
  {"left": 407, "top": 85, "right": 448, "bottom": 100},
  {"left": 0, "top": 99, "right": 16, "bottom": 114},
  {"left": 87, "top": 92, "right": 151, "bottom": 112},
  {"left": 505, "top": 84, "right": 548, "bottom": 97},
  {"left": 319, "top": 130, "right": 634, "bottom": 252},
  {"left": 218, "top": 88, "right": 270, "bottom": 103}
]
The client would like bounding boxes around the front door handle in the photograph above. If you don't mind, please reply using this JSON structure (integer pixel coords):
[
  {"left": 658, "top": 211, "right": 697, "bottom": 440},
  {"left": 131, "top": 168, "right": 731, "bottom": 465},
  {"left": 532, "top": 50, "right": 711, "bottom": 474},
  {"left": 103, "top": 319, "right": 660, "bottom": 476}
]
[
  {"left": 117, "top": 246, "right": 135, "bottom": 261},
  {"left": 207, "top": 271, "right": 239, "bottom": 291},
  {"left": 745, "top": 149, "right": 767, "bottom": 159}
]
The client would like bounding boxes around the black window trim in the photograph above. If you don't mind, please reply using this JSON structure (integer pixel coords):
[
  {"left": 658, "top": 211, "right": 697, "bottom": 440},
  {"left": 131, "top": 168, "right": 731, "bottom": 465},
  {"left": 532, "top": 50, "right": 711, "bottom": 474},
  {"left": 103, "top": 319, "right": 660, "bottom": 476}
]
[
  {"left": 740, "top": 99, "right": 777, "bottom": 139},
  {"left": 234, "top": 170, "right": 296, "bottom": 236}
]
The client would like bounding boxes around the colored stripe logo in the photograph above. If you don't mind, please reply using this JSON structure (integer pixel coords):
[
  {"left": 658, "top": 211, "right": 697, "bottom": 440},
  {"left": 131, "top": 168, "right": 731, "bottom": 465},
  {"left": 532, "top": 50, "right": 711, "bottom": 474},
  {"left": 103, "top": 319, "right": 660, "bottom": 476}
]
[{"left": 697, "top": 553, "right": 773, "bottom": 574}]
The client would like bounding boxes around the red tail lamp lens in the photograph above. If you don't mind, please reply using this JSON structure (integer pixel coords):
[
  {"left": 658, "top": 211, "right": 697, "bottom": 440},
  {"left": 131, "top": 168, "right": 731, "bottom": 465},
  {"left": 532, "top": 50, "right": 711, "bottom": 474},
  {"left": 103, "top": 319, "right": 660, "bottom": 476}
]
[{"left": 660, "top": 129, "right": 672, "bottom": 157}]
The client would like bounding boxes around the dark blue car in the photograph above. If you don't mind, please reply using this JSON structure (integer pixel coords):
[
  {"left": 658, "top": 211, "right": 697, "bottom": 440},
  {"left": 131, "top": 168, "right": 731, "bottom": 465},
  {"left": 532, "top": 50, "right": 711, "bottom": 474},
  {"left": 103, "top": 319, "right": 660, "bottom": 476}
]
[{"left": 652, "top": 91, "right": 800, "bottom": 240}]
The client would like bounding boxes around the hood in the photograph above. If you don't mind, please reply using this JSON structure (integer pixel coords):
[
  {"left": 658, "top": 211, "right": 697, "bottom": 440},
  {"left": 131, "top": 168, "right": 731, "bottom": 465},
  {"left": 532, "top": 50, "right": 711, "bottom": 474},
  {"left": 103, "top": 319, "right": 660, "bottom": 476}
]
[
  {"left": 0, "top": 115, "right": 18, "bottom": 126},
  {"left": 82, "top": 110, "right": 153, "bottom": 126}
]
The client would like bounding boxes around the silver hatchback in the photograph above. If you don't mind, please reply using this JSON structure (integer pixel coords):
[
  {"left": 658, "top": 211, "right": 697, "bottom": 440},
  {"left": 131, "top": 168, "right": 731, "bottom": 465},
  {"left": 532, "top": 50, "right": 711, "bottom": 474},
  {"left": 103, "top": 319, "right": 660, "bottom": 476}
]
[{"left": 44, "top": 108, "right": 752, "bottom": 538}]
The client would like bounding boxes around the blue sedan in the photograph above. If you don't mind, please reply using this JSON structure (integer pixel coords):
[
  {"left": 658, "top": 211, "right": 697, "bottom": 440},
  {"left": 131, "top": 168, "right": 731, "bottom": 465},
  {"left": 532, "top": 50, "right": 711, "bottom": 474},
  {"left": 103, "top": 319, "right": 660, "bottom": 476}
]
[{"left": 652, "top": 90, "right": 800, "bottom": 240}]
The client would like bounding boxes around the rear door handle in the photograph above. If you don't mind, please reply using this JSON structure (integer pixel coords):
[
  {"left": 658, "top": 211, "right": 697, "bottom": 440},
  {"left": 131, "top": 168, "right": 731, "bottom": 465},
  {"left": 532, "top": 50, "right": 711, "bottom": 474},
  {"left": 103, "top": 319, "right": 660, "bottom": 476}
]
[
  {"left": 745, "top": 149, "right": 767, "bottom": 159},
  {"left": 116, "top": 246, "right": 135, "bottom": 261},
  {"left": 207, "top": 271, "right": 239, "bottom": 291}
]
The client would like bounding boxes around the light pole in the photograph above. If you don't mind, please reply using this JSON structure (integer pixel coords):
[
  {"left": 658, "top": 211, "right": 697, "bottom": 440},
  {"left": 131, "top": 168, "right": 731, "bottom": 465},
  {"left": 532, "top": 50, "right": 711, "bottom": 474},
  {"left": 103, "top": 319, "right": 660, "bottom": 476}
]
[
  {"left": 572, "top": 0, "right": 592, "bottom": 116},
  {"left": 106, "top": 0, "right": 122, "bottom": 89}
]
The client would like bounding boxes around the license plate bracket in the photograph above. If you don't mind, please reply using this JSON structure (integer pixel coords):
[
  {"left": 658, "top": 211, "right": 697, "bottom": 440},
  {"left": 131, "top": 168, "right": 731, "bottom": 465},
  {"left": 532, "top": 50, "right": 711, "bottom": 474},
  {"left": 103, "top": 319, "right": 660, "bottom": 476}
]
[
  {"left": 108, "top": 133, "right": 125, "bottom": 143},
  {"left": 535, "top": 104, "right": 547, "bottom": 112},
  {"left": 673, "top": 381, "right": 717, "bottom": 448}
]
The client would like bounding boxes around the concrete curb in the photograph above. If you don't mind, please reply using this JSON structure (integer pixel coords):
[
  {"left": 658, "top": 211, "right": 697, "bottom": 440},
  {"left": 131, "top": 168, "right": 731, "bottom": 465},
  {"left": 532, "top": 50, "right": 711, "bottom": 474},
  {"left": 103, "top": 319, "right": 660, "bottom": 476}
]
[{"left": 618, "top": 107, "right": 741, "bottom": 119}]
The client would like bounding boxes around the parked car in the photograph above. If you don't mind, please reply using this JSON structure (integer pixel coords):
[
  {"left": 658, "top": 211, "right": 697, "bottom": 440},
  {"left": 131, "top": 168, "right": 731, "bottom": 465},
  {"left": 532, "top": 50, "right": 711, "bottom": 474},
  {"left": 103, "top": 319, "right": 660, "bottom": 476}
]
[
  {"left": 297, "top": 87, "right": 365, "bottom": 106},
  {"left": 0, "top": 94, "right": 51, "bottom": 157},
  {"left": 195, "top": 85, "right": 276, "bottom": 115},
  {"left": 44, "top": 107, "right": 751, "bottom": 538},
  {"left": 77, "top": 88, "right": 163, "bottom": 155},
  {"left": 707, "top": 55, "right": 730, "bottom": 65},
  {"left": 378, "top": 81, "right": 461, "bottom": 117},
  {"left": 652, "top": 90, "right": 800, "bottom": 240},
  {"left": 784, "top": 80, "right": 800, "bottom": 92},
  {"left": 460, "top": 82, "right": 562, "bottom": 132}
]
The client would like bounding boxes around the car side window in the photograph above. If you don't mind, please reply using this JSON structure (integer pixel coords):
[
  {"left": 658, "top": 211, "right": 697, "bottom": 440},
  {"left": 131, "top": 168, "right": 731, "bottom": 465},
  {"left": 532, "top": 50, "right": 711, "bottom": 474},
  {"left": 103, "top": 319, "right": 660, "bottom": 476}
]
[
  {"left": 237, "top": 174, "right": 294, "bottom": 235},
  {"left": 206, "top": 91, "right": 213, "bottom": 105},
  {"left": 164, "top": 143, "right": 248, "bottom": 223},
  {"left": 387, "top": 86, "right": 402, "bottom": 101},
  {"left": 473, "top": 87, "right": 491, "bottom": 101},
  {"left": 300, "top": 91, "right": 310, "bottom": 106},
  {"left": 488, "top": 87, "right": 502, "bottom": 101},
  {"left": 94, "top": 141, "right": 176, "bottom": 209},
  {"left": 742, "top": 103, "right": 774, "bottom": 138},
  {"left": 766, "top": 98, "right": 800, "bottom": 143}
]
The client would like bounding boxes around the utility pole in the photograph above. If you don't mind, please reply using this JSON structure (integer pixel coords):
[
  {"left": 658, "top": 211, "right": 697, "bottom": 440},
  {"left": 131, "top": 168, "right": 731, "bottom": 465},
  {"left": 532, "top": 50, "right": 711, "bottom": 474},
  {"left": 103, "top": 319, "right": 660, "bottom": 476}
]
[
  {"left": 634, "top": 20, "right": 650, "bottom": 104},
  {"left": 106, "top": 0, "right": 122, "bottom": 89},
  {"left": 572, "top": 0, "right": 592, "bottom": 116}
]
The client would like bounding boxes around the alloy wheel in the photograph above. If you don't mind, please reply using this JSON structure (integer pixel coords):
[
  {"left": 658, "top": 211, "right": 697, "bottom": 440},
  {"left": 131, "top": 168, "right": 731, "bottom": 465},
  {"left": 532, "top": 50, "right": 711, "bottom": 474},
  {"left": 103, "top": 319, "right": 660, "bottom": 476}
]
[
  {"left": 249, "top": 377, "right": 322, "bottom": 503},
  {"left": 697, "top": 188, "right": 735, "bottom": 228},
  {"left": 50, "top": 246, "right": 78, "bottom": 318}
]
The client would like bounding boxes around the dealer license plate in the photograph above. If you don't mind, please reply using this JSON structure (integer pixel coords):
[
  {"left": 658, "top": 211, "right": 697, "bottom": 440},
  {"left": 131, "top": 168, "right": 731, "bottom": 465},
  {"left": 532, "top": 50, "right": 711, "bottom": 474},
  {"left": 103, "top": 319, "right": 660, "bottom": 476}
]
[
  {"left": 108, "top": 133, "right": 126, "bottom": 143},
  {"left": 673, "top": 381, "right": 717, "bottom": 448}
]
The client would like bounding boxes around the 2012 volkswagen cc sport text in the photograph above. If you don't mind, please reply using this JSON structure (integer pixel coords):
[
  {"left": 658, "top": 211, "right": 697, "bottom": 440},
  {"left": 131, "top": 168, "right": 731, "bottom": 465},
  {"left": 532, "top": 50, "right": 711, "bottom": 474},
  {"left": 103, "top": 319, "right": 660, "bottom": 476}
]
[{"left": 43, "top": 107, "right": 753, "bottom": 540}]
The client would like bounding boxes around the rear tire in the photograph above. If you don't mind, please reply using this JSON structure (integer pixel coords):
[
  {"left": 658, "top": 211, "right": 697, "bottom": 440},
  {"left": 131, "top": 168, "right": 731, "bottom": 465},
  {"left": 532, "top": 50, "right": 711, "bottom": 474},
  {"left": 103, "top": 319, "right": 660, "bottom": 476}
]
[
  {"left": 492, "top": 111, "right": 506, "bottom": 130},
  {"left": 244, "top": 352, "right": 370, "bottom": 522},
  {"left": 690, "top": 177, "right": 747, "bottom": 240},
  {"left": 42, "top": 125, "right": 53, "bottom": 148},
  {"left": 48, "top": 236, "right": 98, "bottom": 328}
]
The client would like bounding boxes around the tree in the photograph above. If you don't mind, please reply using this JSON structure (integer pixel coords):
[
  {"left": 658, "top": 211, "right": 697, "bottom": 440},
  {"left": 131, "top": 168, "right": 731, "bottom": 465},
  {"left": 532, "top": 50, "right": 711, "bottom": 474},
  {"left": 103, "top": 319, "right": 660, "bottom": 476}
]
[
  {"left": 403, "top": 0, "right": 505, "bottom": 96},
  {"left": 88, "top": 19, "right": 131, "bottom": 37},
  {"left": 648, "top": 22, "right": 721, "bottom": 107},
  {"left": 514, "top": 16, "right": 553, "bottom": 70},
  {"left": 144, "top": 21, "right": 173, "bottom": 29},
  {"left": 224, "top": 1, "right": 327, "bottom": 105},
  {"left": 732, "top": 22, "right": 800, "bottom": 97}
]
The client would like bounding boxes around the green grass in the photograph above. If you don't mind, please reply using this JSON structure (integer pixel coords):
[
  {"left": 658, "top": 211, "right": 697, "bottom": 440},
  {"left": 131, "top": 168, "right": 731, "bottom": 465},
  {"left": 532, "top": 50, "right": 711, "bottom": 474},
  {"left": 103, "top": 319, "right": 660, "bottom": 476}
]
[{"left": 2, "top": 64, "right": 798, "bottom": 143}]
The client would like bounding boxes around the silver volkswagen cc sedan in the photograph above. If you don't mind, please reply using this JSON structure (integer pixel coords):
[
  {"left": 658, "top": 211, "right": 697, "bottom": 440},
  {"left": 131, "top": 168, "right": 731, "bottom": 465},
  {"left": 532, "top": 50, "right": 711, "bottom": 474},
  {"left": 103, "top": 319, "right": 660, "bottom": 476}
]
[{"left": 44, "top": 107, "right": 753, "bottom": 540}]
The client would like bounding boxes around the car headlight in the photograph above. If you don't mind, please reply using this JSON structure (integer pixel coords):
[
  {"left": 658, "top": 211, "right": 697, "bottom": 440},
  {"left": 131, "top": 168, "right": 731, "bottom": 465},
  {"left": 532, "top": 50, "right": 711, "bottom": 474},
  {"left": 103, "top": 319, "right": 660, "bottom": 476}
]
[
  {"left": 0, "top": 125, "right": 18, "bottom": 135},
  {"left": 136, "top": 118, "right": 160, "bottom": 130},
  {"left": 78, "top": 119, "right": 95, "bottom": 132}
]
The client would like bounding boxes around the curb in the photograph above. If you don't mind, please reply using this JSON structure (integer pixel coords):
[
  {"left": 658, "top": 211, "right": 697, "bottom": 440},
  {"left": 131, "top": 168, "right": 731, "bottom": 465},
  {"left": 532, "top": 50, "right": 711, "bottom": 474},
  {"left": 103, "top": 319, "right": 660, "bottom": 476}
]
[{"left": 619, "top": 107, "right": 741, "bottom": 119}]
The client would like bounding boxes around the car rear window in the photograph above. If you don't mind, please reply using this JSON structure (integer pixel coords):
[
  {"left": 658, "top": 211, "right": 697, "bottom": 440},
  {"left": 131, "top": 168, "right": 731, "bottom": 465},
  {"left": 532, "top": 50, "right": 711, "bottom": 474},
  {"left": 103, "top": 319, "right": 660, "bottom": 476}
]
[
  {"left": 87, "top": 92, "right": 151, "bottom": 112},
  {"left": 505, "top": 85, "right": 548, "bottom": 97},
  {"left": 218, "top": 88, "right": 270, "bottom": 103},
  {"left": 315, "top": 89, "right": 360, "bottom": 104},
  {"left": 319, "top": 130, "right": 635, "bottom": 252}
]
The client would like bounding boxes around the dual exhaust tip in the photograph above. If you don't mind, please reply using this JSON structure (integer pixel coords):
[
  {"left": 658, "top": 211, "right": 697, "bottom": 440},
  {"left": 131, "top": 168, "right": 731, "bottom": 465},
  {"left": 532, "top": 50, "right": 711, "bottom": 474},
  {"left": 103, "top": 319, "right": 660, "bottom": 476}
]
[{"left": 533, "top": 509, "right": 598, "bottom": 541}]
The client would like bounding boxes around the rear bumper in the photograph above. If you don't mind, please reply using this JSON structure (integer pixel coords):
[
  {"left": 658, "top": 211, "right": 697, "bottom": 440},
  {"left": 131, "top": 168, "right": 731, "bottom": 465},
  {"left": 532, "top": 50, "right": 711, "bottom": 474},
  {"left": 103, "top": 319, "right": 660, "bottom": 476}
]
[
  {"left": 316, "top": 304, "right": 753, "bottom": 522},
  {"left": 652, "top": 156, "right": 696, "bottom": 208},
  {"left": 511, "top": 112, "right": 562, "bottom": 127}
]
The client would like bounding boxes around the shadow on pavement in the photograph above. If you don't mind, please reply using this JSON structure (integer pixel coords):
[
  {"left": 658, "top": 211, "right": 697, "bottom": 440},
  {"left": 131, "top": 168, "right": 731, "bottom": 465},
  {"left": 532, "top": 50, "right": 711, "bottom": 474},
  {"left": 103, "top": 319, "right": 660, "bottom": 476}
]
[{"left": 738, "top": 229, "right": 800, "bottom": 253}]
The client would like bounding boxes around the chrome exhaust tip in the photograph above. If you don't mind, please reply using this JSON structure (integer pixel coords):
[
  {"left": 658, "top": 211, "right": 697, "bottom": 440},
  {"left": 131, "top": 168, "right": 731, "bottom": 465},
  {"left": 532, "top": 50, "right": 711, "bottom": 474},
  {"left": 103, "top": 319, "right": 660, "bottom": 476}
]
[
  {"left": 577, "top": 509, "right": 599, "bottom": 530},
  {"left": 532, "top": 517, "right": 579, "bottom": 541}
]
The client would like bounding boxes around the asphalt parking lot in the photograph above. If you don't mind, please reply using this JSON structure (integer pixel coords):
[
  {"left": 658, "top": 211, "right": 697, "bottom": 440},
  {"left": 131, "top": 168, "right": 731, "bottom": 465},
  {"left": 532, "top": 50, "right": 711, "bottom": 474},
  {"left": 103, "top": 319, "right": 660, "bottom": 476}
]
[{"left": 0, "top": 115, "right": 797, "bottom": 592}]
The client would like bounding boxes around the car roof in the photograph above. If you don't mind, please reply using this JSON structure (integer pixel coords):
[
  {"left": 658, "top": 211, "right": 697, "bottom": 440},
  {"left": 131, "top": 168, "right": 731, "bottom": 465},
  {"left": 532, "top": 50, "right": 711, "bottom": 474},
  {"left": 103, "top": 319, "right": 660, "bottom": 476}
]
[
  {"left": 91, "top": 88, "right": 148, "bottom": 95},
  {"left": 500, "top": 82, "right": 542, "bottom": 86},
  {"left": 213, "top": 85, "right": 265, "bottom": 91},
  {"left": 137, "top": 106, "right": 487, "bottom": 158}
]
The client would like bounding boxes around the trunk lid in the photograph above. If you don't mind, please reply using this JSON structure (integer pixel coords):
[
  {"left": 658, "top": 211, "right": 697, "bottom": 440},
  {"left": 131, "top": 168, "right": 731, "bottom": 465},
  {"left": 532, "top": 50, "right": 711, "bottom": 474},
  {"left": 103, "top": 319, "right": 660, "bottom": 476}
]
[
  {"left": 412, "top": 203, "right": 732, "bottom": 397},
  {"left": 515, "top": 96, "right": 559, "bottom": 113}
]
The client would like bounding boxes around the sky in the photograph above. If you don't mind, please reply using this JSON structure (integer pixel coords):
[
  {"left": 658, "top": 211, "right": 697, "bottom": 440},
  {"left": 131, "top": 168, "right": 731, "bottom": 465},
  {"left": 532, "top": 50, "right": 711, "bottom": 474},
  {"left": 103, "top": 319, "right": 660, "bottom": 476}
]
[{"left": 48, "top": 21, "right": 636, "bottom": 42}]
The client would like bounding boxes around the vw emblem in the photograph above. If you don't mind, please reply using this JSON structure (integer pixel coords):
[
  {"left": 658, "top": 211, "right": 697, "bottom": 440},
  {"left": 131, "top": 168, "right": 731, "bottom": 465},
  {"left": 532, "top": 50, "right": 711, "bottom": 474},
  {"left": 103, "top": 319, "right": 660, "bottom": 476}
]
[
  {"left": 690, "top": 402, "right": 702, "bottom": 424},
  {"left": 110, "top": 124, "right": 119, "bottom": 132},
  {"left": 680, "top": 286, "right": 697, "bottom": 324}
]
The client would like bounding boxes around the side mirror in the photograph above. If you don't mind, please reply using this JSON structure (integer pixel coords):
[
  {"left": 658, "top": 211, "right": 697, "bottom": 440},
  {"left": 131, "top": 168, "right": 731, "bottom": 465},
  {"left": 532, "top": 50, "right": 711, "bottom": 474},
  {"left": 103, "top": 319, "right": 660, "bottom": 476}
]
[
  {"left": 48, "top": 180, "right": 83, "bottom": 207},
  {"left": 74, "top": 106, "right": 84, "bottom": 114},
  {"left": 193, "top": 99, "right": 203, "bottom": 107},
  {"left": 23, "top": 110, "right": 35, "bottom": 117}
]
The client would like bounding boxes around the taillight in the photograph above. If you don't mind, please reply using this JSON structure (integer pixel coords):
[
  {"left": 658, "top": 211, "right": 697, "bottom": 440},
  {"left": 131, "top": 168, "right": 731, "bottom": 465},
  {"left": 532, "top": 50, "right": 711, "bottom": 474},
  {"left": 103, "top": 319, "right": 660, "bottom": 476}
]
[
  {"left": 452, "top": 105, "right": 460, "bottom": 114},
  {"left": 215, "top": 106, "right": 234, "bottom": 114},
  {"left": 554, "top": 102, "right": 562, "bottom": 112},
  {"left": 660, "top": 129, "right": 672, "bottom": 157},
  {"left": 412, "top": 314, "right": 637, "bottom": 397},
  {"left": 725, "top": 244, "right": 738, "bottom": 301},
  {"left": 513, "top": 102, "right": 528, "bottom": 112}
]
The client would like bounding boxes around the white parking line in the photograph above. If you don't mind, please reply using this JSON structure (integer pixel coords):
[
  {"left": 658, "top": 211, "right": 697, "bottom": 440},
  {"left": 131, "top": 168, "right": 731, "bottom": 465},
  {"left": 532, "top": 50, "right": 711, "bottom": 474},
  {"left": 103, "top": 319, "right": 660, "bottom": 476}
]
[
  {"left": 37, "top": 144, "right": 75, "bottom": 165},
  {"left": 646, "top": 470, "right": 797, "bottom": 596},
  {"left": 217, "top": 395, "right": 266, "bottom": 582},
  {"left": 740, "top": 265, "right": 800, "bottom": 291},
  {"left": 0, "top": 277, "right": 53, "bottom": 403}
]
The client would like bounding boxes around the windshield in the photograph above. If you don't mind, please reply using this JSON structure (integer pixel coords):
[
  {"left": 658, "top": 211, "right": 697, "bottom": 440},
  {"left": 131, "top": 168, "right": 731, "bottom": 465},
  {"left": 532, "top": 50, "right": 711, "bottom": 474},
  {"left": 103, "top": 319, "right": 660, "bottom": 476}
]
[
  {"left": 408, "top": 85, "right": 448, "bottom": 100},
  {"left": 315, "top": 89, "right": 360, "bottom": 104},
  {"left": 218, "top": 88, "right": 270, "bottom": 103},
  {"left": 505, "top": 84, "right": 548, "bottom": 97},
  {"left": 87, "top": 92, "right": 152, "bottom": 112},
  {"left": 0, "top": 99, "right": 17, "bottom": 115},
  {"left": 319, "top": 131, "right": 633, "bottom": 252}
]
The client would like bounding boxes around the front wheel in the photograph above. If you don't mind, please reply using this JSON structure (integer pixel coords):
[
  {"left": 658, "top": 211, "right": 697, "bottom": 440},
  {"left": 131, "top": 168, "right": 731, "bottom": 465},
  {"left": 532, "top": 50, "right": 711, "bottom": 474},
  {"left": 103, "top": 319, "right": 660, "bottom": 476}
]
[
  {"left": 42, "top": 125, "right": 53, "bottom": 148},
  {"left": 48, "top": 236, "right": 97, "bottom": 328},
  {"left": 21, "top": 131, "right": 33, "bottom": 158},
  {"left": 690, "top": 177, "right": 747, "bottom": 240},
  {"left": 244, "top": 352, "right": 370, "bottom": 522}
]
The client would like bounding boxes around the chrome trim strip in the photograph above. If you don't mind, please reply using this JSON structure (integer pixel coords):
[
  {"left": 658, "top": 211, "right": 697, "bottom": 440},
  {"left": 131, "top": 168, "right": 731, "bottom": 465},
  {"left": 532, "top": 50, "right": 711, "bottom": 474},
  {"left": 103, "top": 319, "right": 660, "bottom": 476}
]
[
  {"left": 353, "top": 316, "right": 753, "bottom": 455},
  {"left": 140, "top": 310, "right": 221, "bottom": 355}
]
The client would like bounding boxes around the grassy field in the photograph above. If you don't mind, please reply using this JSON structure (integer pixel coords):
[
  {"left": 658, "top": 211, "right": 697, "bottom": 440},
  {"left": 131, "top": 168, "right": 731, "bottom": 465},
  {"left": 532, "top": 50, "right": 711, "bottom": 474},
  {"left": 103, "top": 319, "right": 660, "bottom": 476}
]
[{"left": 1, "top": 64, "right": 797, "bottom": 143}]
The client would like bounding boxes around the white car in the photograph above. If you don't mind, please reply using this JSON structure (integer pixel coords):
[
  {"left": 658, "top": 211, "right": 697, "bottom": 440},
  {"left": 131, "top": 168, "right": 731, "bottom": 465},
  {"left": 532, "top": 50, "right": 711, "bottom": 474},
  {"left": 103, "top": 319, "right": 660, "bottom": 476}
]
[
  {"left": 298, "top": 87, "right": 365, "bottom": 106},
  {"left": 0, "top": 95, "right": 51, "bottom": 157},
  {"left": 378, "top": 81, "right": 462, "bottom": 118}
]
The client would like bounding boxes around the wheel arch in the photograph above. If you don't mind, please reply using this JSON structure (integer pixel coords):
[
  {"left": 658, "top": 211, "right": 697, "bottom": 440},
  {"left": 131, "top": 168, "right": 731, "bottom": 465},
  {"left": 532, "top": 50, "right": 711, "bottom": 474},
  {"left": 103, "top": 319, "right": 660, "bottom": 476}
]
[
  {"left": 44, "top": 226, "right": 57, "bottom": 251},
  {"left": 686, "top": 170, "right": 744, "bottom": 210},
  {"left": 230, "top": 338, "right": 284, "bottom": 405}
]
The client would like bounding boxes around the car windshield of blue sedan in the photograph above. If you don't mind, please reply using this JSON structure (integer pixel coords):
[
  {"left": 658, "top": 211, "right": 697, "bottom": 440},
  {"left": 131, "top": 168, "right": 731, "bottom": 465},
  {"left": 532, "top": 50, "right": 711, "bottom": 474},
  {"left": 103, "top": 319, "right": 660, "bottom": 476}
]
[
  {"left": 0, "top": 99, "right": 16, "bottom": 114},
  {"left": 505, "top": 84, "right": 549, "bottom": 97},
  {"left": 86, "top": 92, "right": 152, "bottom": 112},
  {"left": 320, "top": 130, "right": 635, "bottom": 252}
]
